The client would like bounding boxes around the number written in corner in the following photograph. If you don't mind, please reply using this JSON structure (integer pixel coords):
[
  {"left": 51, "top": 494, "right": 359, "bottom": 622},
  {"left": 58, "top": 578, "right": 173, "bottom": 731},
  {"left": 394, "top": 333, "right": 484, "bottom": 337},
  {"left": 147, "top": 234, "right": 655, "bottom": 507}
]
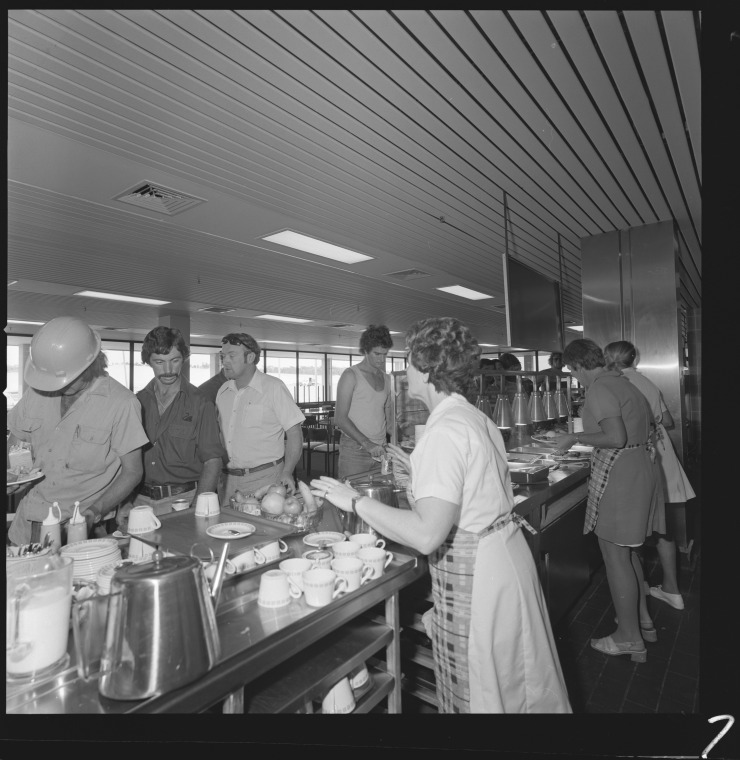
[{"left": 701, "top": 714, "right": 734, "bottom": 759}]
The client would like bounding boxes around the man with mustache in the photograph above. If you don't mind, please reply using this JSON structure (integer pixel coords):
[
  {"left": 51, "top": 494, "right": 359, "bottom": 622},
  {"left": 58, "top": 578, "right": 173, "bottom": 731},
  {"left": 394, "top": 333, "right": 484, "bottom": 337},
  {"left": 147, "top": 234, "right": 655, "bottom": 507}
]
[{"left": 121, "top": 326, "right": 226, "bottom": 523}]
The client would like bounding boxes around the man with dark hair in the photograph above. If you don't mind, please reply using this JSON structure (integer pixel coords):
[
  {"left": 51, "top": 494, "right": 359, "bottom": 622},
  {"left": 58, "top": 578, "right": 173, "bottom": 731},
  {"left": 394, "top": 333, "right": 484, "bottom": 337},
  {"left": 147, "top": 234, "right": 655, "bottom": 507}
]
[
  {"left": 198, "top": 367, "right": 228, "bottom": 405},
  {"left": 7, "top": 317, "right": 148, "bottom": 545},
  {"left": 537, "top": 352, "right": 570, "bottom": 392},
  {"left": 215, "top": 332, "right": 305, "bottom": 501},
  {"left": 121, "top": 326, "right": 226, "bottom": 520}
]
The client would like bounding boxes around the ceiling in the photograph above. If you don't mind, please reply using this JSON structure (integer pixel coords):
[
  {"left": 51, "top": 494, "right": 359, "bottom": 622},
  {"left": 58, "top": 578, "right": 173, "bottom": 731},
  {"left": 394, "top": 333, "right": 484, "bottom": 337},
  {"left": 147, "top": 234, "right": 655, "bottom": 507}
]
[{"left": 7, "top": 10, "right": 702, "bottom": 353}]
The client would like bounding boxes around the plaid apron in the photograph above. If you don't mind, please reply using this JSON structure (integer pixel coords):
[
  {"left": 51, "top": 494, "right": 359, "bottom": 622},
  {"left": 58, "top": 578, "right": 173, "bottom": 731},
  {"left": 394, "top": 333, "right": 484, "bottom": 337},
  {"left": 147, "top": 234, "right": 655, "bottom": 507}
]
[
  {"left": 584, "top": 439, "right": 656, "bottom": 535},
  {"left": 428, "top": 513, "right": 537, "bottom": 713}
]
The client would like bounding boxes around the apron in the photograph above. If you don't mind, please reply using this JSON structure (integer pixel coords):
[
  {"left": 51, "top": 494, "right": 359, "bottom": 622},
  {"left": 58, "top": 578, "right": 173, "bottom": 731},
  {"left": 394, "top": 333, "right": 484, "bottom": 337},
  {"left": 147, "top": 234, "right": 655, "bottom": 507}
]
[{"left": 427, "top": 514, "right": 571, "bottom": 713}]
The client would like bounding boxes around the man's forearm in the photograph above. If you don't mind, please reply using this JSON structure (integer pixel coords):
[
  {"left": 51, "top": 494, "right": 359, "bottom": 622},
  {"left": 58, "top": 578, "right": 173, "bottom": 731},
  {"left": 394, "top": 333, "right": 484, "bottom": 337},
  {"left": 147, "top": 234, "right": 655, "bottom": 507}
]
[
  {"left": 195, "top": 458, "right": 222, "bottom": 496},
  {"left": 90, "top": 467, "right": 142, "bottom": 519}
]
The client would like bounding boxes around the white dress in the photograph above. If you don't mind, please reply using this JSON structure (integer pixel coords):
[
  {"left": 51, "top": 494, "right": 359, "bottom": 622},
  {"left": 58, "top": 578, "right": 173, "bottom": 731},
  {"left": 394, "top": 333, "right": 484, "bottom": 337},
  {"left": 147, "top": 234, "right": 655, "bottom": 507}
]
[{"left": 410, "top": 394, "right": 571, "bottom": 713}]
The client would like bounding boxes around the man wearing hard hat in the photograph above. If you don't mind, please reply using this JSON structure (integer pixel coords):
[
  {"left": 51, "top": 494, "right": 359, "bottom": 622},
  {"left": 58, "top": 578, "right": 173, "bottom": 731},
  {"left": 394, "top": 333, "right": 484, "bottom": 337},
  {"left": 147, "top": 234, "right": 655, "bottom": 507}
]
[{"left": 7, "top": 317, "right": 149, "bottom": 545}]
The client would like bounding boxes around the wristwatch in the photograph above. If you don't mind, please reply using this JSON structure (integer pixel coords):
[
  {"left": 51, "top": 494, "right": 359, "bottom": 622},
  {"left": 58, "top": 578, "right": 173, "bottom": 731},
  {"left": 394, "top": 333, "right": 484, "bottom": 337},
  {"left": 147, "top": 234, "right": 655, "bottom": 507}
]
[{"left": 350, "top": 494, "right": 362, "bottom": 514}]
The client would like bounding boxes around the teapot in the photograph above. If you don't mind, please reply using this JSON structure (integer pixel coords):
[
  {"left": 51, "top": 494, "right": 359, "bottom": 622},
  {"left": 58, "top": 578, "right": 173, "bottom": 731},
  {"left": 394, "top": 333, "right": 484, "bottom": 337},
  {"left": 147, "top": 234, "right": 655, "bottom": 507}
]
[{"left": 93, "top": 550, "right": 222, "bottom": 700}]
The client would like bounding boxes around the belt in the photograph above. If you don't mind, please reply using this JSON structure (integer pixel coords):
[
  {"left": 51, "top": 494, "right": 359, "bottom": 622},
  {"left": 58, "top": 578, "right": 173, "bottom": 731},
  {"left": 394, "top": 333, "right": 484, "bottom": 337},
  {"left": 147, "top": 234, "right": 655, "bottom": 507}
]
[
  {"left": 222, "top": 457, "right": 284, "bottom": 477},
  {"left": 139, "top": 481, "right": 197, "bottom": 500}
]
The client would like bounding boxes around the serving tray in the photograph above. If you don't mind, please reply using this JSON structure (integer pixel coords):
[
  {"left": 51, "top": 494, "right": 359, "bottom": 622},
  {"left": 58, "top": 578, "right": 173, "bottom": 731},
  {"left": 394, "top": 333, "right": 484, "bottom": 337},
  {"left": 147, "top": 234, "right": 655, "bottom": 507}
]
[{"left": 129, "top": 507, "right": 295, "bottom": 561}]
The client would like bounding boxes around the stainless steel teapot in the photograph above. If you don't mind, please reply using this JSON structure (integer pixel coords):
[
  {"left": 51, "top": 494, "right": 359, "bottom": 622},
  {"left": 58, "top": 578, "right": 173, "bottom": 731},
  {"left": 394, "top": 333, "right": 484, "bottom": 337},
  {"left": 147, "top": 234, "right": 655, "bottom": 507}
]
[
  {"left": 96, "top": 552, "right": 221, "bottom": 700},
  {"left": 339, "top": 478, "right": 403, "bottom": 537}
]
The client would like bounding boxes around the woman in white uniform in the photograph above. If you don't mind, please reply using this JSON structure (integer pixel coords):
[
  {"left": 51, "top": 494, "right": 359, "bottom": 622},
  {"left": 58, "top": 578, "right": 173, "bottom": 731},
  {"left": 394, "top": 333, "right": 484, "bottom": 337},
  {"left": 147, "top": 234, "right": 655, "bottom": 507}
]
[
  {"left": 603, "top": 341, "right": 695, "bottom": 610},
  {"left": 312, "top": 317, "right": 571, "bottom": 713}
]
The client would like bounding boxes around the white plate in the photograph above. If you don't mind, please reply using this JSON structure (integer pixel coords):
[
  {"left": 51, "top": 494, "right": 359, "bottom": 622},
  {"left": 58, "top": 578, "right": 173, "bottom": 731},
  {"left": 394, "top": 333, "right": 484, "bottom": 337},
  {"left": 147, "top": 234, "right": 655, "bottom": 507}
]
[
  {"left": 206, "top": 522, "right": 256, "bottom": 539},
  {"left": 303, "top": 531, "right": 345, "bottom": 548},
  {"left": 62, "top": 538, "right": 119, "bottom": 556},
  {"left": 6, "top": 468, "right": 44, "bottom": 486}
]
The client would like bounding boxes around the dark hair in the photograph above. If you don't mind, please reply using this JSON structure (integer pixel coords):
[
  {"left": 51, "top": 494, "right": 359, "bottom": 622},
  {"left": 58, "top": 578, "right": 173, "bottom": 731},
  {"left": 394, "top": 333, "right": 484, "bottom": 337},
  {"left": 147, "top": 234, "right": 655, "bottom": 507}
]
[
  {"left": 75, "top": 351, "right": 109, "bottom": 384},
  {"left": 359, "top": 324, "right": 393, "bottom": 354},
  {"left": 499, "top": 352, "right": 522, "bottom": 370},
  {"left": 548, "top": 352, "right": 563, "bottom": 366},
  {"left": 562, "top": 338, "right": 605, "bottom": 371},
  {"left": 603, "top": 340, "right": 637, "bottom": 370},
  {"left": 405, "top": 317, "right": 481, "bottom": 395},
  {"left": 222, "top": 332, "right": 261, "bottom": 364},
  {"left": 141, "top": 327, "right": 190, "bottom": 364}
]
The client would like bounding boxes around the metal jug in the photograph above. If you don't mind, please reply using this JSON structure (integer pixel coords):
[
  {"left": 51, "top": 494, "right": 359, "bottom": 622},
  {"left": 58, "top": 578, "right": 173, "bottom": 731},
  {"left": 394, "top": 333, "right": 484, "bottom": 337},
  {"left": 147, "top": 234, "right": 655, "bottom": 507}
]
[
  {"left": 95, "top": 552, "right": 221, "bottom": 700},
  {"left": 339, "top": 479, "right": 402, "bottom": 537}
]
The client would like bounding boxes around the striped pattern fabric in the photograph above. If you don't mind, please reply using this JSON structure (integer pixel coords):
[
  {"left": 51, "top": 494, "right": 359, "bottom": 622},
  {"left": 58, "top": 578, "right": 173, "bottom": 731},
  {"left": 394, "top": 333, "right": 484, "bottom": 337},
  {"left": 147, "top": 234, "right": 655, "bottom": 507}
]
[{"left": 584, "top": 442, "right": 651, "bottom": 535}]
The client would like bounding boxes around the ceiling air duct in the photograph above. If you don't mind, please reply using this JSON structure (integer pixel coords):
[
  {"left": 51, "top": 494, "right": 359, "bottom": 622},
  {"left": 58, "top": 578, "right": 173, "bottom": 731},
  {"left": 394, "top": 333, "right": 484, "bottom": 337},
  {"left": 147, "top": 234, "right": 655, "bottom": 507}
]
[{"left": 113, "top": 181, "right": 207, "bottom": 216}]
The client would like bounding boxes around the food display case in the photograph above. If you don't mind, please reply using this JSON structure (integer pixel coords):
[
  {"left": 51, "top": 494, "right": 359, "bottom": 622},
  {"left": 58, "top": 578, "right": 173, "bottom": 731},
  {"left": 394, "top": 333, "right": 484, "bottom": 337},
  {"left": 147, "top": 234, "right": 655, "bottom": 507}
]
[{"left": 390, "top": 370, "right": 429, "bottom": 448}]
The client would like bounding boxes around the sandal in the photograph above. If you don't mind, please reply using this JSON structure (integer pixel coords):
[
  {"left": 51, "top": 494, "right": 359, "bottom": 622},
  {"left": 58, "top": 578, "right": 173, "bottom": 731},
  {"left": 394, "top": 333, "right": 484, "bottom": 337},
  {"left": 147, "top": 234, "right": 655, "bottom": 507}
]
[
  {"left": 591, "top": 635, "right": 647, "bottom": 663},
  {"left": 614, "top": 616, "right": 657, "bottom": 643}
]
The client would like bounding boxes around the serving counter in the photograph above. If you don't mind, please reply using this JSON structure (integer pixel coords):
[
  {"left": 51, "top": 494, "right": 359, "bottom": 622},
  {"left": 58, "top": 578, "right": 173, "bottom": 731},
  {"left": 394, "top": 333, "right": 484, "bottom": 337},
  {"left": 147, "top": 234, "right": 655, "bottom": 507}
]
[{"left": 6, "top": 506, "right": 426, "bottom": 715}]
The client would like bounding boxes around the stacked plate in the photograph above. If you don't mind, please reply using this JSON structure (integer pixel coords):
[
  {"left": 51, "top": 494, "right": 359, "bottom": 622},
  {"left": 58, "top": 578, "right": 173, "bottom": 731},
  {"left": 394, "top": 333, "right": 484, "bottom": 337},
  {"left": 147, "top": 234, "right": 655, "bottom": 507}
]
[{"left": 61, "top": 538, "right": 122, "bottom": 583}]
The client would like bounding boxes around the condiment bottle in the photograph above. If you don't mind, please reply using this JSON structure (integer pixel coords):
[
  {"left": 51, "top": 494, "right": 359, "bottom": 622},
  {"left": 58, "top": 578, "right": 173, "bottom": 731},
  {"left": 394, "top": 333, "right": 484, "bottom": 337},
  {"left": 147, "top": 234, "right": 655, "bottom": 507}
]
[
  {"left": 67, "top": 501, "right": 88, "bottom": 544},
  {"left": 39, "top": 501, "right": 62, "bottom": 549}
]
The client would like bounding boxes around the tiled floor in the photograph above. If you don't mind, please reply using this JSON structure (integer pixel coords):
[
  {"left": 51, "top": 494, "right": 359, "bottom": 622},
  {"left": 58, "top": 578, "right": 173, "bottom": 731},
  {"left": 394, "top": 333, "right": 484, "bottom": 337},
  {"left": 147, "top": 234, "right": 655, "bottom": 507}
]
[{"left": 552, "top": 544, "right": 700, "bottom": 714}]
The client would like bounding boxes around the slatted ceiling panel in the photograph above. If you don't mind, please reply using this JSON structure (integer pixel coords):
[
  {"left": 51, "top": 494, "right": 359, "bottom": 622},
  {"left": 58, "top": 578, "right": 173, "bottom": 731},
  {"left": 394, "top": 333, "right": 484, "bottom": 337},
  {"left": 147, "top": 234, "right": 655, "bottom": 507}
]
[
  {"left": 511, "top": 11, "right": 649, "bottom": 229},
  {"left": 547, "top": 11, "right": 667, "bottom": 225},
  {"left": 586, "top": 11, "right": 702, "bottom": 265},
  {"left": 662, "top": 12, "right": 701, "bottom": 180},
  {"left": 624, "top": 12, "right": 703, "bottom": 246}
]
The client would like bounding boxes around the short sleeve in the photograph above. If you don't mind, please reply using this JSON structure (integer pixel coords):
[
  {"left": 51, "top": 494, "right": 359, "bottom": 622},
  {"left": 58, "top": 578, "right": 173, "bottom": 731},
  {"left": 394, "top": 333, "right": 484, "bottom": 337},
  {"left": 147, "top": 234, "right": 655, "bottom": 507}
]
[
  {"left": 196, "top": 400, "right": 227, "bottom": 462},
  {"left": 271, "top": 379, "right": 306, "bottom": 430},
  {"left": 110, "top": 395, "right": 149, "bottom": 456},
  {"left": 587, "top": 382, "right": 622, "bottom": 424},
  {"left": 411, "top": 424, "right": 466, "bottom": 505}
]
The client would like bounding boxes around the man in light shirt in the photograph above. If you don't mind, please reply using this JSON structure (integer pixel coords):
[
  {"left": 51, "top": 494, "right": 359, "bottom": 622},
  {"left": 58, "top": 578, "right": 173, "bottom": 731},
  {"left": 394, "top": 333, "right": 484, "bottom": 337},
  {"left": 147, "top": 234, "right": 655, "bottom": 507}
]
[{"left": 215, "top": 333, "right": 305, "bottom": 501}]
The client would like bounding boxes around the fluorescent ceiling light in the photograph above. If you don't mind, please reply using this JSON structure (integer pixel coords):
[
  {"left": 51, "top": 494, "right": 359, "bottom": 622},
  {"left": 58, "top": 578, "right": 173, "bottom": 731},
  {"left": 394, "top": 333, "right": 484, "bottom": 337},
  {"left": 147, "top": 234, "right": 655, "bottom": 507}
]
[
  {"left": 436, "top": 285, "right": 493, "bottom": 300},
  {"left": 254, "top": 314, "right": 312, "bottom": 324},
  {"left": 328, "top": 345, "right": 357, "bottom": 350},
  {"left": 8, "top": 319, "right": 45, "bottom": 325},
  {"left": 264, "top": 340, "right": 298, "bottom": 345},
  {"left": 479, "top": 343, "right": 499, "bottom": 347},
  {"left": 8, "top": 280, "right": 18, "bottom": 286},
  {"left": 569, "top": 325, "right": 584, "bottom": 332},
  {"left": 262, "top": 230, "right": 373, "bottom": 264},
  {"left": 75, "top": 290, "right": 170, "bottom": 306},
  {"left": 389, "top": 331, "right": 402, "bottom": 335}
]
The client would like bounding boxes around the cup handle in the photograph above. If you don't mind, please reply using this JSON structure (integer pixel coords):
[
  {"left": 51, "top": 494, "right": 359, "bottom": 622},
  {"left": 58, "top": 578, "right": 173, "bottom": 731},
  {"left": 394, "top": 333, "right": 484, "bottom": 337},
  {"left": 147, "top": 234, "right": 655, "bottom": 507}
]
[
  {"left": 360, "top": 565, "right": 374, "bottom": 585},
  {"left": 278, "top": 539, "right": 288, "bottom": 553},
  {"left": 332, "top": 577, "right": 348, "bottom": 598},
  {"left": 254, "top": 549, "right": 266, "bottom": 565},
  {"left": 384, "top": 552, "right": 394, "bottom": 568},
  {"left": 288, "top": 578, "right": 302, "bottom": 598},
  {"left": 375, "top": 538, "right": 386, "bottom": 550},
  {"left": 152, "top": 515, "right": 162, "bottom": 529}
]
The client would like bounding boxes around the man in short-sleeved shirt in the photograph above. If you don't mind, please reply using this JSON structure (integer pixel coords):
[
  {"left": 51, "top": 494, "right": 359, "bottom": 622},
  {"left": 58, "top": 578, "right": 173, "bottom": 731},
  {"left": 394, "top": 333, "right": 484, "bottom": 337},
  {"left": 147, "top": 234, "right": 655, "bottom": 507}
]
[
  {"left": 8, "top": 318, "right": 148, "bottom": 545},
  {"left": 215, "top": 333, "right": 305, "bottom": 500},
  {"left": 121, "top": 327, "right": 227, "bottom": 520},
  {"left": 198, "top": 368, "right": 228, "bottom": 405}
]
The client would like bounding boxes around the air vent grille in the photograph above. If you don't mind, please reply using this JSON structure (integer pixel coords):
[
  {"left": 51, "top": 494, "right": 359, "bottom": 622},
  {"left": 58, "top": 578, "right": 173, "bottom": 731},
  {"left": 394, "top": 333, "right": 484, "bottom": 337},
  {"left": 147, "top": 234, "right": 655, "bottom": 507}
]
[
  {"left": 198, "top": 306, "right": 235, "bottom": 314},
  {"left": 385, "top": 269, "right": 431, "bottom": 280},
  {"left": 114, "top": 181, "right": 207, "bottom": 216}
]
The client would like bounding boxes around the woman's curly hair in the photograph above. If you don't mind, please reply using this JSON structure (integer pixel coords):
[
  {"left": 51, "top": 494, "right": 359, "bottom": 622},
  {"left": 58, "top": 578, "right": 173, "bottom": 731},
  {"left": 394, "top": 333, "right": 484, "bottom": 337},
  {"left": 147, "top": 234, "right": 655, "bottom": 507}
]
[
  {"left": 405, "top": 317, "right": 481, "bottom": 395},
  {"left": 562, "top": 338, "right": 605, "bottom": 371},
  {"left": 359, "top": 324, "right": 393, "bottom": 354}
]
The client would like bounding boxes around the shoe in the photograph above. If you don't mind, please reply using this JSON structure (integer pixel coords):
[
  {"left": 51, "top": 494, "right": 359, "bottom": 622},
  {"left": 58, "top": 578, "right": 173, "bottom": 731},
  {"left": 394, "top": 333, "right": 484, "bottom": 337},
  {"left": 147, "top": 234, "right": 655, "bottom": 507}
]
[
  {"left": 614, "top": 617, "right": 657, "bottom": 643},
  {"left": 649, "top": 585, "right": 685, "bottom": 610},
  {"left": 591, "top": 635, "right": 647, "bottom": 663}
]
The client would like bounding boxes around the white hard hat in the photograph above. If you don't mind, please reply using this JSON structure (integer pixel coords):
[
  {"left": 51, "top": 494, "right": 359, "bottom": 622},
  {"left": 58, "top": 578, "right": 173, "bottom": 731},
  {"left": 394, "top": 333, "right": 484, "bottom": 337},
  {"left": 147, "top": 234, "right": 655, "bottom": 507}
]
[{"left": 24, "top": 317, "right": 102, "bottom": 391}]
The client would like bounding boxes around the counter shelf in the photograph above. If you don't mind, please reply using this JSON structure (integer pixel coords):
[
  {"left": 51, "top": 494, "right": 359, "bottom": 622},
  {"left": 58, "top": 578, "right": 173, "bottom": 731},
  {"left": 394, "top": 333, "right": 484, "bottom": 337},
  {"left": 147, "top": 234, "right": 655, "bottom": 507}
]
[{"left": 6, "top": 542, "right": 425, "bottom": 715}]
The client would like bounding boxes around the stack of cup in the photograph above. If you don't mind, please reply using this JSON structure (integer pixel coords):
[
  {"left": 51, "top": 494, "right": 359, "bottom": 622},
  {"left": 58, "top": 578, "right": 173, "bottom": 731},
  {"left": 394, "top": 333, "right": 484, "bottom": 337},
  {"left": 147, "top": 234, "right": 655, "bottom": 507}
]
[
  {"left": 126, "top": 506, "right": 161, "bottom": 561},
  {"left": 321, "top": 677, "right": 355, "bottom": 714}
]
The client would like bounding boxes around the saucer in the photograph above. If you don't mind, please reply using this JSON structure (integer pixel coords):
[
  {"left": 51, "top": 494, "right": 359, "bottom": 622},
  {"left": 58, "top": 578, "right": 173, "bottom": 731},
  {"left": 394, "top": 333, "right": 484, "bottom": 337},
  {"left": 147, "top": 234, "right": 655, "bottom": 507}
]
[{"left": 303, "top": 532, "right": 345, "bottom": 548}]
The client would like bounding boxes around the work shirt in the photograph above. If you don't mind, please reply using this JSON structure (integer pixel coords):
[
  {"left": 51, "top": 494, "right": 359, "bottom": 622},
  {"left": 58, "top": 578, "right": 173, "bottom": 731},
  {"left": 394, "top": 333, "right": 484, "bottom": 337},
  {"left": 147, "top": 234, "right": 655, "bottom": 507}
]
[
  {"left": 137, "top": 378, "right": 226, "bottom": 485},
  {"left": 216, "top": 369, "right": 305, "bottom": 469},
  {"left": 7, "top": 374, "right": 149, "bottom": 545}
]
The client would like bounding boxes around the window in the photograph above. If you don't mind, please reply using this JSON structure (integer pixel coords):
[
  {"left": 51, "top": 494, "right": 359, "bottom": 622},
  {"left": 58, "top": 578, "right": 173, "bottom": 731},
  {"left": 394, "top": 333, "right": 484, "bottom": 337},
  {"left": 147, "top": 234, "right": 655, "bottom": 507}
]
[
  {"left": 327, "top": 356, "right": 351, "bottom": 401},
  {"left": 297, "top": 352, "right": 325, "bottom": 403},
  {"left": 6, "top": 344, "right": 22, "bottom": 409},
  {"left": 102, "top": 341, "right": 133, "bottom": 390},
  {"left": 390, "top": 356, "right": 407, "bottom": 373},
  {"left": 263, "top": 350, "right": 298, "bottom": 400},
  {"left": 189, "top": 349, "right": 220, "bottom": 387}
]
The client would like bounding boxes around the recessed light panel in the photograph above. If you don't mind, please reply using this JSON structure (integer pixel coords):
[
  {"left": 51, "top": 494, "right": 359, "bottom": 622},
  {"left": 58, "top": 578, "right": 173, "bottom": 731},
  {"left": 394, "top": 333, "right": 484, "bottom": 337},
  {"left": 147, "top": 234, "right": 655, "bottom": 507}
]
[
  {"left": 568, "top": 325, "right": 584, "bottom": 332},
  {"left": 8, "top": 319, "right": 45, "bottom": 325},
  {"left": 75, "top": 290, "right": 170, "bottom": 306},
  {"left": 437, "top": 285, "right": 493, "bottom": 300},
  {"left": 262, "top": 230, "right": 372, "bottom": 264},
  {"left": 254, "top": 314, "right": 312, "bottom": 324},
  {"left": 479, "top": 343, "right": 499, "bottom": 347}
]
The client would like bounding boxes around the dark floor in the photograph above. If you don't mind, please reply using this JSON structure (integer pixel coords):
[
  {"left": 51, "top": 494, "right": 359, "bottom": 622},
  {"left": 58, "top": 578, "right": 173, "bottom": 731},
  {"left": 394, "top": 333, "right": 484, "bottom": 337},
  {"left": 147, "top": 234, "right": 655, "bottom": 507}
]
[{"left": 553, "top": 544, "right": 700, "bottom": 714}]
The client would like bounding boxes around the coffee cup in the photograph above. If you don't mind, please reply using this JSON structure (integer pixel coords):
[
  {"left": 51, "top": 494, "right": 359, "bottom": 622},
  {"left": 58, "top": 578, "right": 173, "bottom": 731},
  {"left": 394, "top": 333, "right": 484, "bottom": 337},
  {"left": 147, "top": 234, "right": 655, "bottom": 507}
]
[
  {"left": 232, "top": 548, "right": 264, "bottom": 572},
  {"left": 321, "top": 677, "right": 355, "bottom": 714},
  {"left": 302, "top": 568, "right": 348, "bottom": 607},
  {"left": 302, "top": 550, "right": 332, "bottom": 569},
  {"left": 127, "top": 505, "right": 161, "bottom": 534},
  {"left": 349, "top": 662, "right": 371, "bottom": 693},
  {"left": 194, "top": 492, "right": 220, "bottom": 517},
  {"left": 279, "top": 557, "right": 314, "bottom": 590},
  {"left": 349, "top": 533, "right": 386, "bottom": 550},
  {"left": 330, "top": 557, "right": 373, "bottom": 592},
  {"left": 257, "top": 569, "right": 301, "bottom": 608},
  {"left": 127, "top": 536, "right": 154, "bottom": 560},
  {"left": 330, "top": 540, "right": 360, "bottom": 560},
  {"left": 255, "top": 539, "right": 289, "bottom": 564},
  {"left": 358, "top": 546, "right": 394, "bottom": 579}
]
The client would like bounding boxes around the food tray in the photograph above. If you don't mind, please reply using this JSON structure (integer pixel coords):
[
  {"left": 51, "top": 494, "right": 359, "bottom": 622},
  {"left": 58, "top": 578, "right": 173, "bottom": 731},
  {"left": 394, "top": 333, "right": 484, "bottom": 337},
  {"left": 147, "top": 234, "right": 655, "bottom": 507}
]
[
  {"left": 508, "top": 464, "right": 552, "bottom": 484},
  {"left": 128, "top": 507, "right": 295, "bottom": 561}
]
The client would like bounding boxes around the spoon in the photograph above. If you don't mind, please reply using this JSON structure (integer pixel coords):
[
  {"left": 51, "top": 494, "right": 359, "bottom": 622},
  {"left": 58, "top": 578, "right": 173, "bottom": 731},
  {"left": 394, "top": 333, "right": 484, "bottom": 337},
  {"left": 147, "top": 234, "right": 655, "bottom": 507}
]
[{"left": 6, "top": 584, "right": 32, "bottom": 663}]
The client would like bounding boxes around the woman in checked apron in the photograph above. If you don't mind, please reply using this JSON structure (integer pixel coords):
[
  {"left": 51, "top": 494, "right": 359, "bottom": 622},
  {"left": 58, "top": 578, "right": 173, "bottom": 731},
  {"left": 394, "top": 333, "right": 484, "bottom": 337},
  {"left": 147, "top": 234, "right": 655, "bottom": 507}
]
[{"left": 312, "top": 316, "right": 571, "bottom": 713}]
